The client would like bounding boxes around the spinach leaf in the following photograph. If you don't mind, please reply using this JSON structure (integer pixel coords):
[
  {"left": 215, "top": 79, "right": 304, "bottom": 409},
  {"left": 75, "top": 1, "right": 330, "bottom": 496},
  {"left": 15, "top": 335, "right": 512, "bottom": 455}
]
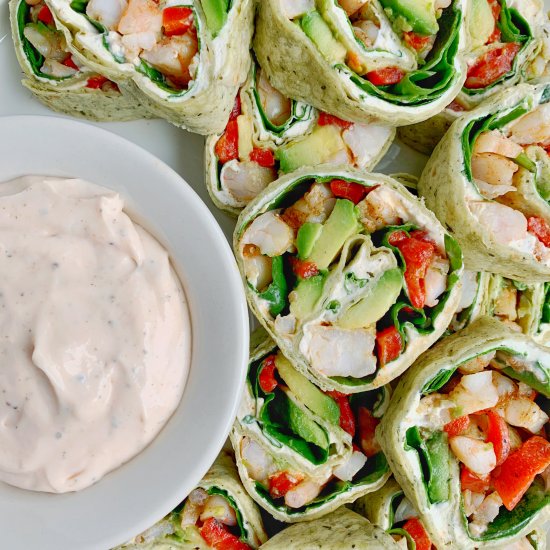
[{"left": 257, "top": 255, "right": 289, "bottom": 317}]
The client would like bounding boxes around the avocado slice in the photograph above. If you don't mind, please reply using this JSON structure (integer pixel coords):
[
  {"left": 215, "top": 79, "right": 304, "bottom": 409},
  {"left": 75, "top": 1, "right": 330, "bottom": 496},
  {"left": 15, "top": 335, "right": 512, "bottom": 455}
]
[
  {"left": 275, "top": 355, "right": 340, "bottom": 425},
  {"left": 289, "top": 274, "right": 325, "bottom": 320},
  {"left": 201, "top": 0, "right": 228, "bottom": 36},
  {"left": 306, "top": 199, "right": 361, "bottom": 270},
  {"left": 379, "top": 0, "right": 438, "bottom": 36},
  {"left": 468, "top": 0, "right": 496, "bottom": 48},
  {"left": 297, "top": 222, "right": 323, "bottom": 259},
  {"left": 300, "top": 10, "right": 347, "bottom": 64},
  {"left": 338, "top": 268, "right": 403, "bottom": 329},
  {"left": 277, "top": 125, "right": 347, "bottom": 174},
  {"left": 286, "top": 397, "right": 330, "bottom": 449}
]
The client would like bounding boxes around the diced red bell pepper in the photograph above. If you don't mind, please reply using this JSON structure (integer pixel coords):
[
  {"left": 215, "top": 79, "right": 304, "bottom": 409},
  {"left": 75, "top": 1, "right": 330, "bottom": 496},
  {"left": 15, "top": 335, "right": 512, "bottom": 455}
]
[
  {"left": 37, "top": 4, "right": 55, "bottom": 26},
  {"left": 62, "top": 56, "right": 79, "bottom": 71},
  {"left": 229, "top": 96, "right": 241, "bottom": 121},
  {"left": 492, "top": 436, "right": 550, "bottom": 511},
  {"left": 460, "top": 465, "right": 491, "bottom": 493},
  {"left": 200, "top": 518, "right": 252, "bottom": 550},
  {"left": 388, "top": 231, "right": 436, "bottom": 309},
  {"left": 290, "top": 257, "right": 319, "bottom": 279},
  {"left": 402, "top": 518, "right": 433, "bottom": 550},
  {"left": 444, "top": 415, "right": 470, "bottom": 438},
  {"left": 327, "top": 391, "right": 355, "bottom": 437},
  {"left": 358, "top": 406, "right": 381, "bottom": 457},
  {"left": 86, "top": 75, "right": 109, "bottom": 89},
  {"left": 317, "top": 112, "right": 353, "bottom": 129},
  {"left": 258, "top": 355, "right": 278, "bottom": 393},
  {"left": 528, "top": 216, "right": 550, "bottom": 248},
  {"left": 250, "top": 148, "right": 275, "bottom": 168},
  {"left": 464, "top": 43, "right": 521, "bottom": 89},
  {"left": 268, "top": 471, "right": 303, "bottom": 498},
  {"left": 366, "top": 67, "right": 405, "bottom": 86},
  {"left": 403, "top": 31, "right": 431, "bottom": 51},
  {"left": 162, "top": 6, "right": 194, "bottom": 37},
  {"left": 486, "top": 410, "right": 511, "bottom": 467},
  {"left": 215, "top": 119, "right": 239, "bottom": 164},
  {"left": 376, "top": 326, "right": 403, "bottom": 367},
  {"left": 485, "top": 0, "right": 501, "bottom": 43},
  {"left": 329, "top": 179, "right": 369, "bottom": 204}
]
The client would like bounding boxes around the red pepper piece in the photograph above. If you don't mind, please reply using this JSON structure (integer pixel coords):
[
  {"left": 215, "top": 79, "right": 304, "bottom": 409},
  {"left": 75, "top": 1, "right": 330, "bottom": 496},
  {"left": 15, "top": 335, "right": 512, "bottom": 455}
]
[
  {"left": 329, "top": 179, "right": 369, "bottom": 204},
  {"left": 402, "top": 518, "right": 433, "bottom": 550},
  {"left": 258, "top": 355, "right": 278, "bottom": 393},
  {"left": 37, "top": 4, "right": 55, "bottom": 26},
  {"left": 215, "top": 119, "right": 239, "bottom": 164},
  {"left": 357, "top": 406, "right": 381, "bottom": 457},
  {"left": 403, "top": 31, "right": 431, "bottom": 51},
  {"left": 200, "top": 518, "right": 252, "bottom": 550},
  {"left": 492, "top": 436, "right": 550, "bottom": 511},
  {"left": 327, "top": 391, "right": 355, "bottom": 437},
  {"left": 444, "top": 415, "right": 471, "bottom": 438},
  {"left": 376, "top": 326, "right": 403, "bottom": 367},
  {"left": 268, "top": 471, "right": 303, "bottom": 498},
  {"left": 162, "top": 6, "right": 193, "bottom": 37},
  {"left": 486, "top": 410, "right": 511, "bottom": 467},
  {"left": 366, "top": 67, "right": 405, "bottom": 86},
  {"left": 290, "top": 257, "right": 319, "bottom": 279},
  {"left": 62, "top": 56, "right": 79, "bottom": 70},
  {"left": 317, "top": 112, "right": 353, "bottom": 129},
  {"left": 86, "top": 75, "right": 109, "bottom": 89},
  {"left": 460, "top": 465, "right": 491, "bottom": 493},
  {"left": 464, "top": 43, "right": 521, "bottom": 89},
  {"left": 250, "top": 148, "right": 275, "bottom": 168}
]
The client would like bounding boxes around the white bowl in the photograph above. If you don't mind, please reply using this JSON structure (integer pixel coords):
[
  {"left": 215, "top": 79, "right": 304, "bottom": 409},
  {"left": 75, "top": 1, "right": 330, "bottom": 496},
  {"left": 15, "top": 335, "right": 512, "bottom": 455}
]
[{"left": 0, "top": 115, "right": 249, "bottom": 550}]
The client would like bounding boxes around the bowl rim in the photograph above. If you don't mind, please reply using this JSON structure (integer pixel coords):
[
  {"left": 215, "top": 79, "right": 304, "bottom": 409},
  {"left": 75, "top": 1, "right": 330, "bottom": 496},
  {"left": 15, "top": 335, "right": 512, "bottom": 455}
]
[{"left": 0, "top": 114, "right": 249, "bottom": 550}]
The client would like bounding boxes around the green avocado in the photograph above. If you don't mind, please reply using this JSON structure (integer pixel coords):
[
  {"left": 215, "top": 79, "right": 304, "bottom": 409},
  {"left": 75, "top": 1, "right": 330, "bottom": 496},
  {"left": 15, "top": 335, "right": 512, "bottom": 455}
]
[
  {"left": 286, "top": 397, "right": 330, "bottom": 449},
  {"left": 307, "top": 199, "right": 361, "bottom": 270},
  {"left": 201, "top": 0, "right": 229, "bottom": 36},
  {"left": 468, "top": 0, "right": 495, "bottom": 49},
  {"left": 277, "top": 124, "right": 347, "bottom": 174},
  {"left": 289, "top": 274, "right": 325, "bottom": 320},
  {"left": 300, "top": 10, "right": 347, "bottom": 64},
  {"left": 276, "top": 355, "right": 340, "bottom": 425},
  {"left": 338, "top": 268, "right": 403, "bottom": 329},
  {"left": 380, "top": 0, "right": 438, "bottom": 35},
  {"left": 297, "top": 222, "right": 323, "bottom": 259}
]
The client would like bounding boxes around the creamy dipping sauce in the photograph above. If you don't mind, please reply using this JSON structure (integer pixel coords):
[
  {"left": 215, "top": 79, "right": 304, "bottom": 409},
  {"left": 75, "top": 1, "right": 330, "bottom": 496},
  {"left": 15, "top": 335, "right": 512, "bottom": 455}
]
[{"left": 0, "top": 176, "right": 191, "bottom": 493}]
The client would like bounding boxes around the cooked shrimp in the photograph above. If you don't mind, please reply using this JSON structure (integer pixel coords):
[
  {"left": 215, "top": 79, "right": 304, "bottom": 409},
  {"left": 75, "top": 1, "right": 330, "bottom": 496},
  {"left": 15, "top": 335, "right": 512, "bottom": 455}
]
[
  {"left": 458, "top": 351, "right": 495, "bottom": 374},
  {"left": 424, "top": 256, "right": 449, "bottom": 307},
  {"left": 141, "top": 34, "right": 198, "bottom": 82},
  {"left": 86, "top": 0, "right": 128, "bottom": 30},
  {"left": 340, "top": 0, "right": 369, "bottom": 16},
  {"left": 473, "top": 130, "right": 523, "bottom": 159},
  {"left": 463, "top": 489, "right": 486, "bottom": 517},
  {"left": 281, "top": 183, "right": 336, "bottom": 230},
  {"left": 469, "top": 492, "right": 502, "bottom": 537},
  {"left": 241, "top": 211, "right": 294, "bottom": 257},
  {"left": 240, "top": 437, "right": 277, "bottom": 485},
  {"left": 23, "top": 25, "right": 67, "bottom": 61},
  {"left": 353, "top": 20, "right": 379, "bottom": 46},
  {"left": 456, "top": 270, "right": 479, "bottom": 311},
  {"left": 357, "top": 187, "right": 400, "bottom": 233},
  {"left": 121, "top": 31, "right": 157, "bottom": 60},
  {"left": 257, "top": 70, "right": 291, "bottom": 127},
  {"left": 333, "top": 451, "right": 367, "bottom": 481},
  {"left": 244, "top": 254, "right": 272, "bottom": 291},
  {"left": 41, "top": 59, "right": 78, "bottom": 78},
  {"left": 284, "top": 479, "right": 323, "bottom": 508},
  {"left": 503, "top": 398, "right": 549, "bottom": 433},
  {"left": 180, "top": 488, "right": 208, "bottom": 526},
  {"left": 200, "top": 494, "right": 237, "bottom": 526},
  {"left": 509, "top": 103, "right": 550, "bottom": 147},
  {"left": 117, "top": 0, "right": 161, "bottom": 36},
  {"left": 449, "top": 436, "right": 496, "bottom": 476},
  {"left": 493, "top": 285, "right": 518, "bottom": 321},
  {"left": 342, "top": 123, "right": 392, "bottom": 167},
  {"left": 220, "top": 160, "right": 276, "bottom": 204},
  {"left": 449, "top": 371, "right": 499, "bottom": 415},
  {"left": 302, "top": 324, "right": 377, "bottom": 378},
  {"left": 471, "top": 153, "right": 518, "bottom": 187}
]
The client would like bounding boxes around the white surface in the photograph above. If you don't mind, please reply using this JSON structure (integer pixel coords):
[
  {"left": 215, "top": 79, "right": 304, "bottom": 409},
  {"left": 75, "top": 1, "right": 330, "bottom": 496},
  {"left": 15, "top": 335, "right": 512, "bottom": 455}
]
[{"left": 0, "top": 114, "right": 249, "bottom": 550}]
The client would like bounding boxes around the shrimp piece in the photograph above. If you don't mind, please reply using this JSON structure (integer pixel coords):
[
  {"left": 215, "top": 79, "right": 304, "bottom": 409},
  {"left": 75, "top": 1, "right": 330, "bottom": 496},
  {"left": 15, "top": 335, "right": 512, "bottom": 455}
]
[
  {"left": 333, "top": 451, "right": 367, "bottom": 482},
  {"left": 41, "top": 59, "right": 78, "bottom": 78},
  {"left": 471, "top": 153, "right": 518, "bottom": 187},
  {"left": 240, "top": 437, "right": 277, "bottom": 485},
  {"left": 342, "top": 123, "right": 392, "bottom": 167},
  {"left": 469, "top": 492, "right": 503, "bottom": 537},
  {"left": 509, "top": 103, "right": 550, "bottom": 147},
  {"left": 493, "top": 285, "right": 518, "bottom": 321},
  {"left": 281, "top": 183, "right": 336, "bottom": 231},
  {"left": 117, "top": 0, "right": 161, "bottom": 36},
  {"left": 449, "top": 436, "right": 496, "bottom": 476},
  {"left": 424, "top": 256, "right": 449, "bottom": 307},
  {"left": 339, "top": 0, "right": 369, "bottom": 16},
  {"left": 121, "top": 31, "right": 157, "bottom": 60},
  {"left": 200, "top": 494, "right": 237, "bottom": 526},
  {"left": 468, "top": 202, "right": 530, "bottom": 247},
  {"left": 141, "top": 34, "right": 198, "bottom": 83},
  {"left": 284, "top": 479, "right": 323, "bottom": 508},
  {"left": 473, "top": 130, "right": 523, "bottom": 159},
  {"left": 458, "top": 351, "right": 495, "bottom": 374},
  {"left": 357, "top": 187, "right": 400, "bottom": 233},
  {"left": 23, "top": 25, "right": 67, "bottom": 61},
  {"left": 257, "top": 71, "right": 291, "bottom": 127},
  {"left": 220, "top": 160, "right": 276, "bottom": 204},
  {"left": 503, "top": 397, "right": 548, "bottom": 434},
  {"left": 353, "top": 20, "right": 379, "bottom": 47},
  {"left": 86, "top": 0, "right": 128, "bottom": 30},
  {"left": 301, "top": 324, "right": 377, "bottom": 378},
  {"left": 180, "top": 488, "right": 208, "bottom": 526},
  {"left": 463, "top": 490, "right": 486, "bottom": 517},
  {"left": 244, "top": 254, "right": 272, "bottom": 291},
  {"left": 241, "top": 211, "right": 294, "bottom": 257},
  {"left": 456, "top": 270, "right": 479, "bottom": 311},
  {"left": 449, "top": 371, "right": 499, "bottom": 415}
]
